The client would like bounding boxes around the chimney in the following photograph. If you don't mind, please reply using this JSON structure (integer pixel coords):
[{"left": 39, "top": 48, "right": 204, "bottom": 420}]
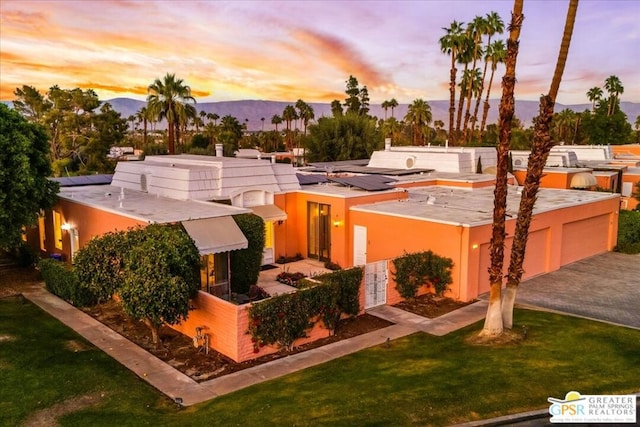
[
  {"left": 215, "top": 143, "right": 223, "bottom": 157},
  {"left": 384, "top": 138, "right": 391, "bottom": 151},
  {"left": 271, "top": 154, "right": 276, "bottom": 164}
]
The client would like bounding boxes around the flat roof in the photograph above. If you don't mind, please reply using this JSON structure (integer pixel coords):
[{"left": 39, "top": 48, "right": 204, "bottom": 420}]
[
  {"left": 58, "top": 185, "right": 250, "bottom": 224},
  {"left": 297, "top": 182, "right": 404, "bottom": 199},
  {"left": 351, "top": 185, "right": 619, "bottom": 227}
]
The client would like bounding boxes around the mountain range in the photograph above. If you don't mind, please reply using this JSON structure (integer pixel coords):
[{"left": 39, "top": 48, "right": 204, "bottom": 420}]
[{"left": 104, "top": 98, "right": 640, "bottom": 132}]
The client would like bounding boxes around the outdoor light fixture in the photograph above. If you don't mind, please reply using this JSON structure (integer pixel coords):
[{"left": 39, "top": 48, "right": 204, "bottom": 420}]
[
  {"left": 472, "top": 243, "right": 479, "bottom": 250},
  {"left": 61, "top": 223, "right": 73, "bottom": 231},
  {"left": 333, "top": 220, "right": 341, "bottom": 228}
]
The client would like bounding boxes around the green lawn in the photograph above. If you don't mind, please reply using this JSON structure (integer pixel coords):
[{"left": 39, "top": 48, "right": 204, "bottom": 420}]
[{"left": 1, "top": 297, "right": 639, "bottom": 426}]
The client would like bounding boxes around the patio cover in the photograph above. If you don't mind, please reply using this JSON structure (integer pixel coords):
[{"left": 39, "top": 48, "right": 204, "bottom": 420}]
[
  {"left": 250, "top": 204, "right": 287, "bottom": 222},
  {"left": 181, "top": 216, "right": 248, "bottom": 254}
]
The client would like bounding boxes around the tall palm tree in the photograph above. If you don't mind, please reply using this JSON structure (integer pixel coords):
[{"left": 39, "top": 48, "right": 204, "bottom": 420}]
[
  {"left": 471, "top": 11, "right": 505, "bottom": 137},
  {"left": 480, "top": 39, "right": 507, "bottom": 138},
  {"left": 462, "top": 16, "right": 487, "bottom": 140},
  {"left": 586, "top": 87, "right": 603, "bottom": 112},
  {"left": 404, "top": 99, "right": 433, "bottom": 146},
  {"left": 381, "top": 100, "right": 391, "bottom": 119},
  {"left": 462, "top": 68, "right": 483, "bottom": 143},
  {"left": 481, "top": 0, "right": 524, "bottom": 338},
  {"left": 604, "top": 75, "right": 623, "bottom": 117},
  {"left": 455, "top": 34, "right": 475, "bottom": 136},
  {"left": 295, "top": 99, "right": 315, "bottom": 136},
  {"left": 282, "top": 105, "right": 298, "bottom": 150},
  {"left": 147, "top": 73, "right": 196, "bottom": 155},
  {"left": 502, "top": 0, "right": 580, "bottom": 331},
  {"left": 388, "top": 98, "right": 399, "bottom": 118},
  {"left": 271, "top": 114, "right": 282, "bottom": 132},
  {"left": 136, "top": 106, "right": 150, "bottom": 147},
  {"left": 439, "top": 20, "right": 466, "bottom": 143}
]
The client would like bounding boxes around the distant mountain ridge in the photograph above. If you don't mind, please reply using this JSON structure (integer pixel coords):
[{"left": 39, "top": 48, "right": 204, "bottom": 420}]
[
  {"left": 4, "top": 98, "right": 639, "bottom": 131},
  {"left": 104, "top": 98, "right": 640, "bottom": 132}
]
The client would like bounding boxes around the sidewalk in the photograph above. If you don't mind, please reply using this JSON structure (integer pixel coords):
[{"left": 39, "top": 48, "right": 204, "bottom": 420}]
[{"left": 20, "top": 281, "right": 488, "bottom": 407}]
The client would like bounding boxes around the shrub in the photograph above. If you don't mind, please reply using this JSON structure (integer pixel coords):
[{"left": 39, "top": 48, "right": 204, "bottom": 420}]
[
  {"left": 13, "top": 242, "right": 38, "bottom": 267},
  {"left": 230, "top": 214, "right": 265, "bottom": 294},
  {"left": 39, "top": 258, "right": 97, "bottom": 306},
  {"left": 324, "top": 260, "right": 342, "bottom": 271},
  {"left": 616, "top": 209, "right": 640, "bottom": 254},
  {"left": 247, "top": 267, "right": 363, "bottom": 349},
  {"left": 393, "top": 251, "right": 454, "bottom": 299}
]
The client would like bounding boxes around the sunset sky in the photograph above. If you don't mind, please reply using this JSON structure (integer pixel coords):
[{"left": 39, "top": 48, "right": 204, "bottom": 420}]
[{"left": 1, "top": 0, "right": 638, "bottom": 105}]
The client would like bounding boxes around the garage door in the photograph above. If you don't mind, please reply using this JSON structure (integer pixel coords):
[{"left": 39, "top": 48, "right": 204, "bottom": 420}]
[{"left": 560, "top": 214, "right": 609, "bottom": 266}]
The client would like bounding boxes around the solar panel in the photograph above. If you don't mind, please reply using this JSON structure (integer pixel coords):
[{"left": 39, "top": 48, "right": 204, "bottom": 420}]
[
  {"left": 296, "top": 173, "right": 329, "bottom": 185},
  {"left": 328, "top": 176, "right": 395, "bottom": 191},
  {"left": 50, "top": 174, "right": 113, "bottom": 187}
]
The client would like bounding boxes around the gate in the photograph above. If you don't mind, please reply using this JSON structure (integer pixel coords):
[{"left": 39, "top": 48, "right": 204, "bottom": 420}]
[{"left": 365, "top": 260, "right": 387, "bottom": 309}]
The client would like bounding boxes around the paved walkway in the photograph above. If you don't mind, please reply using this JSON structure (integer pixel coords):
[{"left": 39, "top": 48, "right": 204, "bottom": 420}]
[{"left": 19, "top": 281, "right": 487, "bottom": 407}]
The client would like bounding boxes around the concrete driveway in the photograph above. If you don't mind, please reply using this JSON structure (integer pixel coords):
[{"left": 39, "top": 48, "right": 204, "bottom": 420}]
[{"left": 513, "top": 252, "right": 640, "bottom": 329}]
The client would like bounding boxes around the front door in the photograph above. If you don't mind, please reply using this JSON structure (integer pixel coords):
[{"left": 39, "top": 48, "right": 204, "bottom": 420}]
[
  {"left": 365, "top": 260, "right": 387, "bottom": 309},
  {"left": 308, "top": 202, "right": 331, "bottom": 262},
  {"left": 353, "top": 225, "right": 367, "bottom": 266}
]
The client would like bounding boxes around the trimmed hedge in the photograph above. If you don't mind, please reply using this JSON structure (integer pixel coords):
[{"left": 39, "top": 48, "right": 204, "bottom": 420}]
[
  {"left": 39, "top": 258, "right": 97, "bottom": 306},
  {"left": 247, "top": 267, "right": 363, "bottom": 352},
  {"left": 230, "top": 214, "right": 265, "bottom": 294},
  {"left": 392, "top": 251, "right": 454, "bottom": 299},
  {"left": 616, "top": 209, "right": 640, "bottom": 254}
]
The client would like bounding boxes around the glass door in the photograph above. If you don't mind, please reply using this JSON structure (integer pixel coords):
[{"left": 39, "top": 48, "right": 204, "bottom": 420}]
[{"left": 307, "top": 202, "right": 331, "bottom": 262}]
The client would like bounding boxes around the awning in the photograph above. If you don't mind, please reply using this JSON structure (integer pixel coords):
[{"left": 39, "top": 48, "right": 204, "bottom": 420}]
[
  {"left": 250, "top": 204, "right": 287, "bottom": 222},
  {"left": 181, "top": 216, "right": 248, "bottom": 254}
]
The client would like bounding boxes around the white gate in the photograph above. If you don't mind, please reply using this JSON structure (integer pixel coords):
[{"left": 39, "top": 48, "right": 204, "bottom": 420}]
[{"left": 365, "top": 260, "right": 387, "bottom": 309}]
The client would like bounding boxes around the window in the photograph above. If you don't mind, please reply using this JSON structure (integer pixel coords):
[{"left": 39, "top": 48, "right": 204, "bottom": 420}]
[
  {"left": 38, "top": 216, "right": 46, "bottom": 252},
  {"left": 53, "top": 211, "right": 63, "bottom": 250}
]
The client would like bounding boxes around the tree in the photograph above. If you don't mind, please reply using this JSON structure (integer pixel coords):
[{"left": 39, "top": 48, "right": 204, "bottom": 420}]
[
  {"left": 461, "top": 67, "right": 483, "bottom": 143},
  {"left": 295, "top": 99, "right": 315, "bottom": 136},
  {"left": 635, "top": 116, "right": 640, "bottom": 143},
  {"left": 330, "top": 100, "right": 343, "bottom": 118},
  {"left": 147, "top": 73, "right": 196, "bottom": 155},
  {"left": 381, "top": 100, "right": 391, "bottom": 119},
  {"left": 0, "top": 104, "right": 59, "bottom": 250},
  {"left": 271, "top": 114, "right": 283, "bottom": 132},
  {"left": 388, "top": 98, "right": 399, "bottom": 119},
  {"left": 604, "top": 75, "right": 623, "bottom": 117},
  {"left": 480, "top": 39, "right": 507, "bottom": 139},
  {"left": 462, "top": 15, "right": 487, "bottom": 141},
  {"left": 471, "top": 11, "right": 505, "bottom": 137},
  {"left": 481, "top": 0, "right": 524, "bottom": 337},
  {"left": 587, "top": 86, "right": 603, "bottom": 113},
  {"left": 580, "top": 101, "right": 632, "bottom": 145},
  {"left": 12, "top": 85, "right": 51, "bottom": 123},
  {"left": 282, "top": 105, "right": 298, "bottom": 150},
  {"left": 404, "top": 99, "right": 433, "bottom": 146},
  {"left": 487, "top": 0, "right": 580, "bottom": 337},
  {"left": 218, "top": 115, "right": 243, "bottom": 155},
  {"left": 306, "top": 114, "right": 382, "bottom": 162},
  {"left": 440, "top": 20, "right": 466, "bottom": 144},
  {"left": 119, "top": 224, "right": 200, "bottom": 347}
]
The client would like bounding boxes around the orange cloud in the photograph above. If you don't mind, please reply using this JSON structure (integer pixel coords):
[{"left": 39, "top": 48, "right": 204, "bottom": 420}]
[{"left": 291, "top": 28, "right": 388, "bottom": 87}]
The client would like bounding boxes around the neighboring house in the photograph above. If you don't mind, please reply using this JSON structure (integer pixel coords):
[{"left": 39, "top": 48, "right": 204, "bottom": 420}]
[{"left": 29, "top": 145, "right": 621, "bottom": 362}]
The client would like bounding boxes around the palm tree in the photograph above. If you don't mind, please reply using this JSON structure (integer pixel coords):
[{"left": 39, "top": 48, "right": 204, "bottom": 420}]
[
  {"left": 388, "top": 98, "right": 399, "bottom": 118},
  {"left": 462, "top": 16, "right": 487, "bottom": 140},
  {"left": 381, "top": 100, "right": 391, "bottom": 119},
  {"left": 480, "top": 39, "right": 507, "bottom": 138},
  {"left": 207, "top": 112, "right": 219, "bottom": 126},
  {"left": 404, "top": 99, "right": 432, "bottom": 146},
  {"left": 501, "top": 0, "right": 580, "bottom": 332},
  {"left": 260, "top": 117, "right": 265, "bottom": 132},
  {"left": 635, "top": 115, "right": 640, "bottom": 143},
  {"left": 282, "top": 105, "right": 298, "bottom": 150},
  {"left": 271, "top": 114, "right": 282, "bottom": 132},
  {"left": 147, "top": 73, "right": 196, "bottom": 155},
  {"left": 471, "top": 11, "right": 504, "bottom": 137},
  {"left": 462, "top": 68, "right": 483, "bottom": 143},
  {"left": 481, "top": 0, "right": 524, "bottom": 338},
  {"left": 604, "top": 75, "right": 623, "bottom": 117},
  {"left": 586, "top": 87, "right": 603, "bottom": 113},
  {"left": 455, "top": 34, "right": 475, "bottom": 136},
  {"left": 136, "top": 106, "right": 151, "bottom": 147},
  {"left": 439, "top": 20, "right": 465, "bottom": 143},
  {"left": 295, "top": 99, "right": 315, "bottom": 136}
]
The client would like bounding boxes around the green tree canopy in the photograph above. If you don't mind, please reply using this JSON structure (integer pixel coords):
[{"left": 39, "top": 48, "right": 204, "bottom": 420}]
[
  {"left": 0, "top": 104, "right": 59, "bottom": 250},
  {"left": 305, "top": 114, "right": 382, "bottom": 162}
]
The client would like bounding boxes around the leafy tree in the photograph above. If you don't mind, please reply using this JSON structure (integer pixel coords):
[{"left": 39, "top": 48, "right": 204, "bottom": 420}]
[
  {"left": 230, "top": 214, "right": 265, "bottom": 294},
  {"left": 306, "top": 114, "right": 382, "bottom": 162},
  {"left": 119, "top": 225, "right": 200, "bottom": 347},
  {"left": 343, "top": 76, "right": 370, "bottom": 116},
  {"left": 330, "top": 100, "right": 343, "bottom": 118},
  {"left": 581, "top": 102, "right": 632, "bottom": 145},
  {"left": 218, "top": 115, "right": 243, "bottom": 155},
  {"left": 147, "top": 73, "right": 196, "bottom": 155},
  {"left": 0, "top": 104, "right": 59, "bottom": 250},
  {"left": 12, "top": 85, "right": 51, "bottom": 122}
]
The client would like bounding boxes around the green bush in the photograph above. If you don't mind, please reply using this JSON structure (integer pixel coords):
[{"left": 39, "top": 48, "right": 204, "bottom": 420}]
[
  {"left": 247, "top": 267, "right": 363, "bottom": 349},
  {"left": 12, "top": 242, "right": 38, "bottom": 267},
  {"left": 392, "top": 251, "right": 454, "bottom": 298},
  {"left": 230, "top": 214, "right": 265, "bottom": 294},
  {"left": 73, "top": 230, "right": 130, "bottom": 303},
  {"left": 39, "top": 258, "right": 97, "bottom": 306},
  {"left": 616, "top": 209, "right": 640, "bottom": 254}
]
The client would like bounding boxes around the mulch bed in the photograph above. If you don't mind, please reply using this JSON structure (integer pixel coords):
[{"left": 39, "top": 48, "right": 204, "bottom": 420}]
[{"left": 393, "top": 293, "right": 475, "bottom": 318}]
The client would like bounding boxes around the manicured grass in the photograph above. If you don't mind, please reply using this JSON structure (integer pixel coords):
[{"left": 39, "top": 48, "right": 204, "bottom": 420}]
[{"left": 1, "top": 297, "right": 639, "bottom": 426}]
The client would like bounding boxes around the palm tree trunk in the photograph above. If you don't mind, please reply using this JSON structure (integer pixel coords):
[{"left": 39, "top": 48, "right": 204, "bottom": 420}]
[
  {"left": 455, "top": 71, "right": 466, "bottom": 136},
  {"left": 448, "top": 57, "right": 457, "bottom": 144},
  {"left": 503, "top": 0, "right": 579, "bottom": 329},
  {"left": 472, "top": 45, "right": 492, "bottom": 137},
  {"left": 167, "top": 120, "right": 176, "bottom": 154},
  {"left": 480, "top": 0, "right": 524, "bottom": 337},
  {"left": 480, "top": 67, "right": 497, "bottom": 139}
]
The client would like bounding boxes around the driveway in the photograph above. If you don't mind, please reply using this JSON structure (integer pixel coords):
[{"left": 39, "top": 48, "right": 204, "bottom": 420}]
[{"left": 513, "top": 252, "right": 640, "bottom": 329}]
